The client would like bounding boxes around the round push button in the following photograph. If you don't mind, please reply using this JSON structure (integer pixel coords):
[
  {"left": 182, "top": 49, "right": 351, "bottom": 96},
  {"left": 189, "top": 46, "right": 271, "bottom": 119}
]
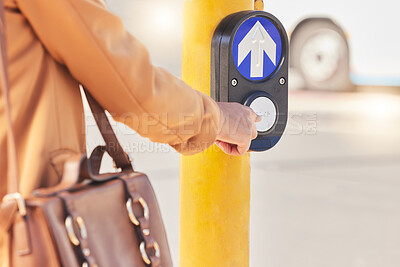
[{"left": 249, "top": 96, "right": 277, "bottom": 132}]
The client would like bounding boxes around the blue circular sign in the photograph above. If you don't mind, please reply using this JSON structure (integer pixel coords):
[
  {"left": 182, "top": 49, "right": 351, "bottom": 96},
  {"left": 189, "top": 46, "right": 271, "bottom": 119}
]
[{"left": 232, "top": 16, "right": 283, "bottom": 81}]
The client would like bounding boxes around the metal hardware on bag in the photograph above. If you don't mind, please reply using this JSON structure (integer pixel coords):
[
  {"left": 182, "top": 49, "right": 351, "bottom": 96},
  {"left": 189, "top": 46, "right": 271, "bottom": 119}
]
[
  {"left": 126, "top": 198, "right": 139, "bottom": 226},
  {"left": 139, "top": 241, "right": 151, "bottom": 265},
  {"left": 82, "top": 262, "right": 98, "bottom": 267},
  {"left": 139, "top": 197, "right": 149, "bottom": 221},
  {"left": 143, "top": 228, "right": 150, "bottom": 236},
  {"left": 126, "top": 196, "right": 149, "bottom": 226},
  {"left": 140, "top": 241, "right": 160, "bottom": 265},
  {"left": 65, "top": 216, "right": 80, "bottom": 246},
  {"left": 65, "top": 215, "right": 88, "bottom": 246},
  {"left": 76, "top": 216, "right": 88, "bottom": 240},
  {"left": 153, "top": 241, "right": 160, "bottom": 258},
  {"left": 2, "top": 193, "right": 27, "bottom": 216},
  {"left": 82, "top": 248, "right": 91, "bottom": 257}
]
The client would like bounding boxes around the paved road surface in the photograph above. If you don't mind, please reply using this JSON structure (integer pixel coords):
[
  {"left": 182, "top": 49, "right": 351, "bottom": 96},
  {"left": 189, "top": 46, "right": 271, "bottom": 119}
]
[{"left": 86, "top": 90, "right": 400, "bottom": 266}]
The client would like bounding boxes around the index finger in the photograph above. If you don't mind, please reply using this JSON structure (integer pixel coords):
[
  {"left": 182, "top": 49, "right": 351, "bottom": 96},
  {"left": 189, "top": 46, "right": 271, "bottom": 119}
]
[{"left": 245, "top": 106, "right": 260, "bottom": 122}]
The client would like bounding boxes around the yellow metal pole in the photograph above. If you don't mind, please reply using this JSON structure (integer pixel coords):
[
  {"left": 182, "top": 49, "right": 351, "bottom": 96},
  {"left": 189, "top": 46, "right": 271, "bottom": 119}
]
[
  {"left": 179, "top": 1, "right": 255, "bottom": 266},
  {"left": 254, "top": 0, "right": 264, "bottom": 11}
]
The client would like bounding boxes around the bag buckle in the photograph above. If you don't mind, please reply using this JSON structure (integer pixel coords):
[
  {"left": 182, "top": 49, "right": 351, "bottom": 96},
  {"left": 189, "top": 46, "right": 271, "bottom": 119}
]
[{"left": 2, "top": 193, "right": 27, "bottom": 216}]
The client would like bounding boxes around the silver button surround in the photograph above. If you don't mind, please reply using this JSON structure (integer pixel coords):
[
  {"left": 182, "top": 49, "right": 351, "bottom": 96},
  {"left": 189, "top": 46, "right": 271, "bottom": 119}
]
[{"left": 249, "top": 96, "right": 277, "bottom": 132}]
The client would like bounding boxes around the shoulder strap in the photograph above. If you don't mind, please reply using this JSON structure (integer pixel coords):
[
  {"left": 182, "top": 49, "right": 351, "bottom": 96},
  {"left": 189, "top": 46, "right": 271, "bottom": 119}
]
[
  {"left": 0, "top": 1, "right": 132, "bottom": 196},
  {"left": 83, "top": 89, "right": 132, "bottom": 170}
]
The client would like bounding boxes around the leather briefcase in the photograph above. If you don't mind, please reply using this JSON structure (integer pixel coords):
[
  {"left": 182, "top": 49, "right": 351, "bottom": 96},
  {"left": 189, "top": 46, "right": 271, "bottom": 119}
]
[{"left": 0, "top": 1, "right": 172, "bottom": 266}]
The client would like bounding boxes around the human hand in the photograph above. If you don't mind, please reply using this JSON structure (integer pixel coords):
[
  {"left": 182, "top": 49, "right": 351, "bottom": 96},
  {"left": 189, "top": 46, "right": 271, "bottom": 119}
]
[{"left": 215, "top": 102, "right": 261, "bottom": 156}]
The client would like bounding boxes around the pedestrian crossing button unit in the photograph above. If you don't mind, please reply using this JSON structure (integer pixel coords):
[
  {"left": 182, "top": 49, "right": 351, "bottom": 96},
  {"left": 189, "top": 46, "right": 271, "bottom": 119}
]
[{"left": 211, "top": 11, "right": 289, "bottom": 151}]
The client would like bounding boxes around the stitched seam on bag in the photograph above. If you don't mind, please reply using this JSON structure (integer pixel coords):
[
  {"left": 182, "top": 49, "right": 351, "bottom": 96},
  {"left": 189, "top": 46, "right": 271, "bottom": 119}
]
[{"left": 65, "top": 0, "right": 186, "bottom": 144}]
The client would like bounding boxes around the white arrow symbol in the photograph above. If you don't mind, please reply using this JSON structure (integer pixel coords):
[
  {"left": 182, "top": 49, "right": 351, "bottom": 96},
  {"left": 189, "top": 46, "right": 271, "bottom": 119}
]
[{"left": 238, "top": 20, "right": 277, "bottom": 78}]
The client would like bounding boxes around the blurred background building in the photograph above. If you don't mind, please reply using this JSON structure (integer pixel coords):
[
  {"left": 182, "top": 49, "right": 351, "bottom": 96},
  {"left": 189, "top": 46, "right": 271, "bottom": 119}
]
[{"left": 85, "top": 1, "right": 400, "bottom": 266}]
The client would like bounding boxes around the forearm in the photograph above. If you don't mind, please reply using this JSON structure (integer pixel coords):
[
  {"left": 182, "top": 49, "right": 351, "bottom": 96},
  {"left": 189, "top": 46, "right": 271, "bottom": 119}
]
[{"left": 16, "top": 0, "right": 220, "bottom": 153}]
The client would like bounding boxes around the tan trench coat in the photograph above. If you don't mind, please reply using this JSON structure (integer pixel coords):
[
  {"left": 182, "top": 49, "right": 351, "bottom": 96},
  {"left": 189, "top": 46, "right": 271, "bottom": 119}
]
[{"left": 0, "top": 0, "right": 220, "bottom": 202}]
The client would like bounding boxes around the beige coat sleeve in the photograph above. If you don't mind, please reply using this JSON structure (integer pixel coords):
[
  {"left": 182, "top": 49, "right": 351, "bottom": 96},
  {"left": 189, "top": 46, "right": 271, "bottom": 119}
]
[{"left": 15, "top": 0, "right": 220, "bottom": 154}]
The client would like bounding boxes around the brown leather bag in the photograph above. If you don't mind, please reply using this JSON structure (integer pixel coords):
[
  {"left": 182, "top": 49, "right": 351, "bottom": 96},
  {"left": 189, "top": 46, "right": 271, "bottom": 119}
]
[{"left": 0, "top": 1, "right": 172, "bottom": 266}]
